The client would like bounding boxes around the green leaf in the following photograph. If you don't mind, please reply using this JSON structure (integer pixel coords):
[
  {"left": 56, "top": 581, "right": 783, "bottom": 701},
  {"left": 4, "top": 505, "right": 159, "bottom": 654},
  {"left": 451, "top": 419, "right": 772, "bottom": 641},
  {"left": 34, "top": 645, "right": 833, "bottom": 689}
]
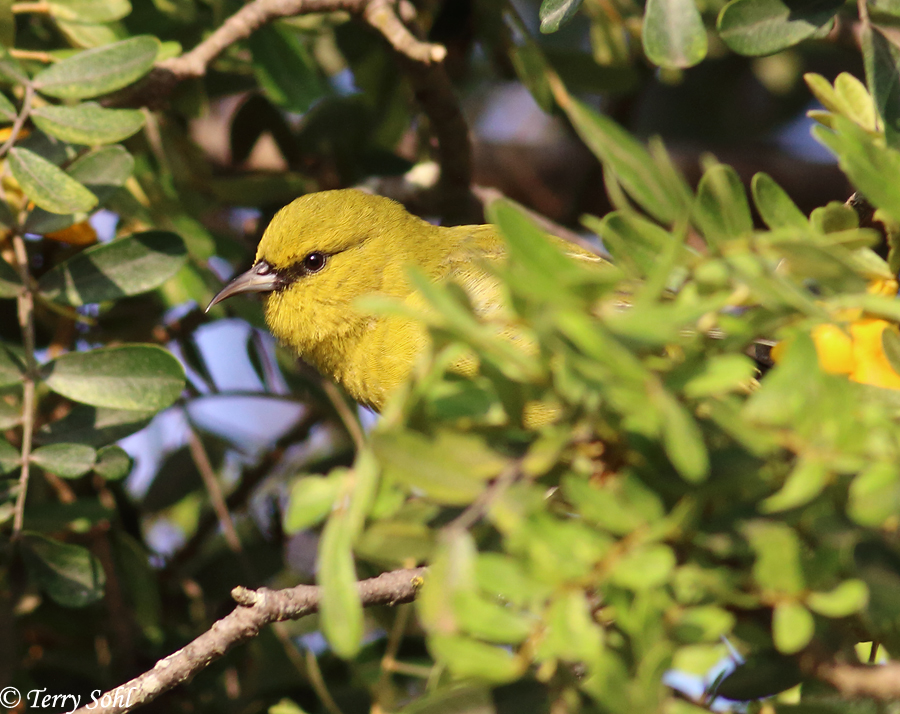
[
  {"left": 714, "top": 651, "right": 802, "bottom": 700},
  {"left": 0, "top": 343, "right": 23, "bottom": 387},
  {"left": 561, "top": 98, "right": 691, "bottom": 224},
  {"left": 248, "top": 24, "right": 326, "bottom": 113},
  {"left": 848, "top": 461, "right": 900, "bottom": 526},
  {"left": 588, "top": 210, "right": 671, "bottom": 278},
  {"left": 8, "top": 147, "right": 97, "bottom": 215},
  {"left": 38, "top": 231, "right": 186, "bottom": 306},
  {"left": 539, "top": 0, "right": 584, "bottom": 32},
  {"left": 807, "top": 579, "right": 869, "bottom": 617},
  {"left": 0, "top": 91, "right": 15, "bottom": 123},
  {"left": 428, "top": 634, "right": 524, "bottom": 683},
  {"left": 283, "top": 474, "right": 344, "bottom": 532},
  {"left": 536, "top": 590, "right": 604, "bottom": 664},
  {"left": 862, "top": 24, "right": 900, "bottom": 148},
  {"left": 318, "top": 450, "right": 379, "bottom": 658},
  {"left": 30, "top": 443, "right": 96, "bottom": 478},
  {"left": 93, "top": 445, "right": 132, "bottom": 481},
  {"left": 31, "top": 103, "right": 145, "bottom": 146},
  {"left": 25, "top": 144, "right": 135, "bottom": 235},
  {"left": 42, "top": 345, "right": 185, "bottom": 410},
  {"left": 373, "top": 430, "right": 506, "bottom": 505},
  {"left": 682, "top": 354, "right": 756, "bottom": 398},
  {"left": 642, "top": 0, "right": 707, "bottom": 68},
  {"left": 772, "top": 601, "right": 814, "bottom": 653},
  {"left": 656, "top": 391, "right": 709, "bottom": 482},
  {"left": 0, "top": 2, "right": 14, "bottom": 57},
  {"left": 33, "top": 36, "right": 160, "bottom": 100},
  {"left": 35, "top": 405, "right": 154, "bottom": 448},
  {"left": 814, "top": 116, "right": 900, "bottom": 222},
  {"left": 20, "top": 532, "right": 105, "bottom": 607},
  {"left": 751, "top": 172, "right": 807, "bottom": 229},
  {"left": 673, "top": 606, "right": 736, "bottom": 643},
  {"left": 0, "top": 46, "right": 26, "bottom": 84},
  {"left": 47, "top": 0, "right": 131, "bottom": 22},
  {"left": 693, "top": 162, "right": 753, "bottom": 245},
  {"left": 717, "top": 0, "right": 841, "bottom": 55},
  {"left": 744, "top": 520, "right": 805, "bottom": 594},
  {"left": 761, "top": 458, "right": 830, "bottom": 512},
  {"left": 0, "top": 437, "right": 20, "bottom": 473},
  {"left": 609, "top": 544, "right": 676, "bottom": 590}
]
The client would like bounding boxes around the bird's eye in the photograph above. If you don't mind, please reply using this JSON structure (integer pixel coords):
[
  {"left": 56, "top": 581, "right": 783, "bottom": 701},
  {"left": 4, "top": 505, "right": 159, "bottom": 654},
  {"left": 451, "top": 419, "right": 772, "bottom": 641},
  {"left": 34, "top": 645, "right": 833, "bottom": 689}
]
[{"left": 303, "top": 252, "right": 327, "bottom": 273}]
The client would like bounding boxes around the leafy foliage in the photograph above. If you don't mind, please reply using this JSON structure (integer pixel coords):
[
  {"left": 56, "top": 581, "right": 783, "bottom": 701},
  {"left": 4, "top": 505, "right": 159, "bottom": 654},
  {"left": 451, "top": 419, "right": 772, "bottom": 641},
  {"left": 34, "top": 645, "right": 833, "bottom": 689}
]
[{"left": 1, "top": 1, "right": 900, "bottom": 714}]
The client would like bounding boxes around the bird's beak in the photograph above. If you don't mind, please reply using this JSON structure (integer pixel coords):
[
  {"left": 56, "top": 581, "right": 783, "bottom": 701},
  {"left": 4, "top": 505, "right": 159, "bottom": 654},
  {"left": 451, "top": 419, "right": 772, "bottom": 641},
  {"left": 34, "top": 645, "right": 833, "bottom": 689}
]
[{"left": 206, "top": 260, "right": 281, "bottom": 312}]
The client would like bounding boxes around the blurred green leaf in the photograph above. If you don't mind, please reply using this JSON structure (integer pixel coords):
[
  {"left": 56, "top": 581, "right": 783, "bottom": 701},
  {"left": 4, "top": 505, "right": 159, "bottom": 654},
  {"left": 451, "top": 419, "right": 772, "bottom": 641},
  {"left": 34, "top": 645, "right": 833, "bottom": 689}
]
[
  {"left": 47, "top": 0, "right": 131, "bottom": 22},
  {"left": 0, "top": 46, "right": 25, "bottom": 84},
  {"left": 39, "top": 231, "right": 186, "bottom": 306},
  {"left": 0, "top": 344, "right": 23, "bottom": 387},
  {"left": 815, "top": 115, "right": 900, "bottom": 221},
  {"left": 21, "top": 532, "right": 105, "bottom": 607},
  {"left": 0, "top": 91, "right": 14, "bottom": 122},
  {"left": 283, "top": 474, "right": 344, "bottom": 533},
  {"left": 33, "top": 36, "right": 159, "bottom": 99},
  {"left": 717, "top": 0, "right": 841, "bottom": 55},
  {"left": 562, "top": 98, "right": 691, "bottom": 225},
  {"left": 373, "top": 429, "right": 506, "bottom": 505},
  {"left": 539, "top": 0, "right": 584, "bottom": 33},
  {"left": 248, "top": 24, "right": 326, "bottom": 113},
  {"left": 772, "top": 601, "right": 814, "bottom": 653},
  {"left": 93, "top": 445, "right": 132, "bottom": 481},
  {"left": 862, "top": 24, "right": 900, "bottom": 148},
  {"left": 8, "top": 147, "right": 97, "bottom": 215},
  {"left": 807, "top": 579, "right": 868, "bottom": 617},
  {"left": 714, "top": 651, "right": 802, "bottom": 700},
  {"left": 30, "top": 443, "right": 96, "bottom": 478},
  {"left": 744, "top": 520, "right": 805, "bottom": 594},
  {"left": 42, "top": 345, "right": 185, "bottom": 410},
  {"left": 428, "top": 634, "right": 524, "bottom": 683},
  {"left": 35, "top": 405, "right": 154, "bottom": 448},
  {"left": 31, "top": 103, "right": 145, "bottom": 146},
  {"left": 609, "top": 544, "right": 676, "bottom": 590},
  {"left": 751, "top": 172, "right": 808, "bottom": 230},
  {"left": 693, "top": 162, "right": 753, "bottom": 245},
  {"left": 761, "top": 457, "right": 830, "bottom": 512},
  {"left": 0, "top": 437, "right": 19, "bottom": 474},
  {"left": 642, "top": 0, "right": 707, "bottom": 68},
  {"left": 848, "top": 461, "right": 900, "bottom": 526},
  {"left": 318, "top": 450, "right": 378, "bottom": 658},
  {"left": 656, "top": 390, "right": 709, "bottom": 482}
]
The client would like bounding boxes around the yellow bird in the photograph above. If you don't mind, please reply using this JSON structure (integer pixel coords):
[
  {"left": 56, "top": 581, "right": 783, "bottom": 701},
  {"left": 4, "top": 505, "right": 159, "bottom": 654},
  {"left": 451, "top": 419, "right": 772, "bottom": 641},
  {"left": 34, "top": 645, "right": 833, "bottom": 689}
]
[{"left": 207, "top": 189, "right": 600, "bottom": 412}]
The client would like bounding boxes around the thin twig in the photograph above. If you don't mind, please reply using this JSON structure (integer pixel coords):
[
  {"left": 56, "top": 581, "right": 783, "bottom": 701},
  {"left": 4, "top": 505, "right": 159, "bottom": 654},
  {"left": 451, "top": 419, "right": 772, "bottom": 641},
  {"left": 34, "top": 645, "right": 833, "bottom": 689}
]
[
  {"left": 270, "top": 622, "right": 346, "bottom": 714},
  {"left": 156, "top": 0, "right": 444, "bottom": 81},
  {"left": 305, "top": 647, "right": 346, "bottom": 714},
  {"left": 124, "top": 0, "right": 471, "bottom": 222},
  {"left": 69, "top": 567, "right": 427, "bottom": 714},
  {"left": 9, "top": 49, "right": 55, "bottom": 62},
  {"left": 321, "top": 379, "right": 366, "bottom": 452},
  {"left": 446, "top": 461, "right": 521, "bottom": 533},
  {"left": 11, "top": 1, "right": 49, "bottom": 13},
  {"left": 185, "top": 422, "right": 245, "bottom": 556},
  {"left": 0, "top": 83, "right": 33, "bottom": 159},
  {"left": 10, "top": 233, "right": 36, "bottom": 540}
]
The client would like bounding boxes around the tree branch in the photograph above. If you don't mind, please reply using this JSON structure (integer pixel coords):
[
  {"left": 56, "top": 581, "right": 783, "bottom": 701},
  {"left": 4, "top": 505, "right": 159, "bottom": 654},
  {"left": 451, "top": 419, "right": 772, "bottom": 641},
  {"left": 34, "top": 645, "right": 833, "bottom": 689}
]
[
  {"left": 816, "top": 660, "right": 900, "bottom": 699},
  {"left": 70, "top": 567, "right": 427, "bottom": 714},
  {"left": 129, "top": 0, "right": 472, "bottom": 222}
]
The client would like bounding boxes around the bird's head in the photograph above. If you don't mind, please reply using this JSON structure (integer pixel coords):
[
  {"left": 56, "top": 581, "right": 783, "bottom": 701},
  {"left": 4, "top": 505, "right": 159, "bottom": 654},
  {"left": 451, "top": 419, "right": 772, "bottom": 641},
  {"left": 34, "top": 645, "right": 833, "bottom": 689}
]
[{"left": 207, "top": 189, "right": 437, "bottom": 351}]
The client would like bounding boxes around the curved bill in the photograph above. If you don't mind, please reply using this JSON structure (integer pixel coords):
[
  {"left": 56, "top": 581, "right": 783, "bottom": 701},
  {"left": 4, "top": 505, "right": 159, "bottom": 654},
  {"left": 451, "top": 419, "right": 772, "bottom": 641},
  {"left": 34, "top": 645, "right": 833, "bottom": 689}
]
[{"left": 206, "top": 260, "right": 281, "bottom": 312}]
